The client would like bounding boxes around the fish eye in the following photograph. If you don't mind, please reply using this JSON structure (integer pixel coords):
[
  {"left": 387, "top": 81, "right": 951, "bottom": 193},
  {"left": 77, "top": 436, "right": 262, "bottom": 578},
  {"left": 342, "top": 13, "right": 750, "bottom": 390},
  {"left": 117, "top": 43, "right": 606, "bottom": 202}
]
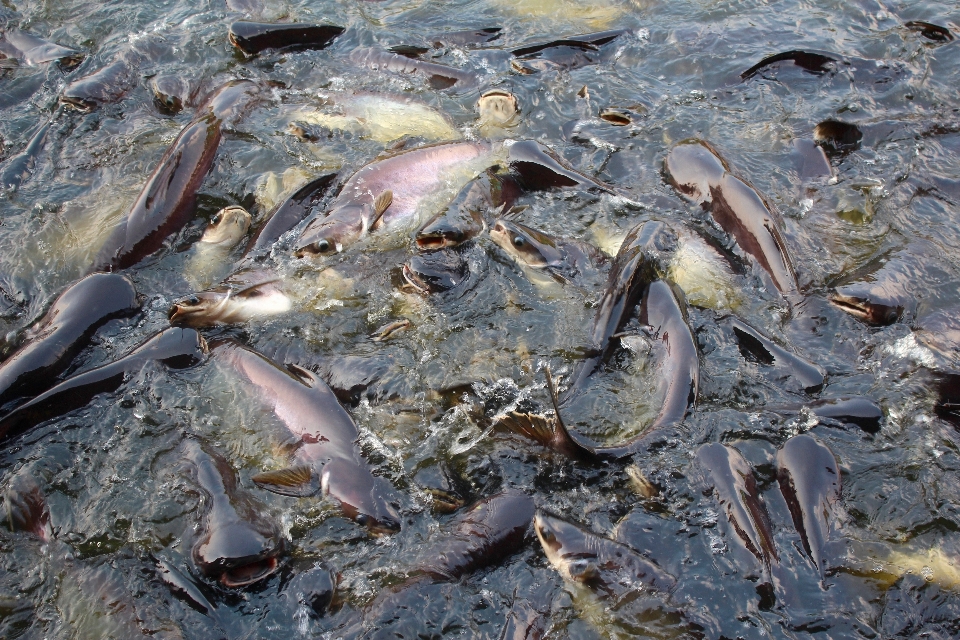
[
  {"left": 540, "top": 529, "right": 556, "bottom": 544},
  {"left": 512, "top": 235, "right": 526, "bottom": 248},
  {"left": 315, "top": 239, "right": 333, "bottom": 254},
  {"left": 187, "top": 296, "right": 200, "bottom": 306},
  {"left": 355, "top": 513, "right": 369, "bottom": 527},
  {"left": 211, "top": 213, "right": 222, "bottom": 225}
]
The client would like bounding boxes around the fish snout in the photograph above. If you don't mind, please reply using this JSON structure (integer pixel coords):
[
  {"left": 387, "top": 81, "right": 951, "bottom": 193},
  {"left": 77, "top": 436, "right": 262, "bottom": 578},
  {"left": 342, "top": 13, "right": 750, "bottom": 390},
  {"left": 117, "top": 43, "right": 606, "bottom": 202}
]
[
  {"left": 193, "top": 521, "right": 286, "bottom": 588},
  {"left": 168, "top": 295, "right": 207, "bottom": 327}
]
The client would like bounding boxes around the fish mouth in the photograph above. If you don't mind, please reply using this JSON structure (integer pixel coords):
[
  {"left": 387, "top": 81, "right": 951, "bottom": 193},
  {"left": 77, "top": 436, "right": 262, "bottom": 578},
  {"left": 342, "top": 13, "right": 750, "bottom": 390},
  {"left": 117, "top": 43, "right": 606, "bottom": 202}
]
[
  {"left": 220, "top": 556, "right": 281, "bottom": 588},
  {"left": 415, "top": 233, "right": 457, "bottom": 251},
  {"left": 829, "top": 292, "right": 902, "bottom": 325},
  {"left": 401, "top": 264, "right": 432, "bottom": 294}
]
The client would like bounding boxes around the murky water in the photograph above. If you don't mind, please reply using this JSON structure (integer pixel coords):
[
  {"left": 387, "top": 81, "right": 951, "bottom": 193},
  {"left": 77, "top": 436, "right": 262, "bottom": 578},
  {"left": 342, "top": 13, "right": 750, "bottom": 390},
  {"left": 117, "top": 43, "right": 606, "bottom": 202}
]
[{"left": 2, "top": 0, "right": 960, "bottom": 637}]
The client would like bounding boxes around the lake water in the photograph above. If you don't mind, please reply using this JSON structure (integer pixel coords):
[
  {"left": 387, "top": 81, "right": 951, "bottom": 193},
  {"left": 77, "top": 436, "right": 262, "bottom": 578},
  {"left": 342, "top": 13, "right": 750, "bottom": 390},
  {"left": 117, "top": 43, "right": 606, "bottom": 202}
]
[{"left": 2, "top": 0, "right": 960, "bottom": 638}]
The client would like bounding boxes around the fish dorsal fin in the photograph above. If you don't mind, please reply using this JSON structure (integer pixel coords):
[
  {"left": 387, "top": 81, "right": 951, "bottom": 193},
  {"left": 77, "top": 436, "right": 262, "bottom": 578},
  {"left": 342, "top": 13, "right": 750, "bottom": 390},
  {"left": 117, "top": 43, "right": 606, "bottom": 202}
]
[
  {"left": 370, "top": 190, "right": 393, "bottom": 230},
  {"left": 252, "top": 465, "right": 320, "bottom": 497},
  {"left": 286, "top": 363, "right": 321, "bottom": 387}
]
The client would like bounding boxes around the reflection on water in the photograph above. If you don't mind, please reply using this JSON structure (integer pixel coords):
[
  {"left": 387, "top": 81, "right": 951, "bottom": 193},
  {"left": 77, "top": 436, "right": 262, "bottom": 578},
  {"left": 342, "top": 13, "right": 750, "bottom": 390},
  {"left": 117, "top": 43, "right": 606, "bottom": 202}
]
[{"left": 2, "top": 0, "right": 960, "bottom": 637}]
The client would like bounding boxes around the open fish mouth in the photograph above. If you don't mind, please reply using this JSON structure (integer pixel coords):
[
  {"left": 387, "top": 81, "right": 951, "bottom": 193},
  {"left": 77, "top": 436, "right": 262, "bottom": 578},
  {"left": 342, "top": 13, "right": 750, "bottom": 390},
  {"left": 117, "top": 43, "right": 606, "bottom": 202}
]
[{"left": 220, "top": 556, "right": 280, "bottom": 588}]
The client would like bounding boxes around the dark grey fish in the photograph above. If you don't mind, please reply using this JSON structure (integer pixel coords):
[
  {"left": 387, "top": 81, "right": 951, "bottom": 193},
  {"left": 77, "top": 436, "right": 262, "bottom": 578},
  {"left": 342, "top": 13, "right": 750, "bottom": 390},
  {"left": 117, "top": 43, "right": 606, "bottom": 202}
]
[
  {"left": 510, "top": 29, "right": 627, "bottom": 74},
  {"left": 241, "top": 172, "right": 338, "bottom": 260},
  {"left": 228, "top": 21, "right": 344, "bottom": 55},
  {"left": 814, "top": 120, "right": 863, "bottom": 156},
  {"left": 725, "top": 317, "right": 825, "bottom": 393},
  {"left": 343, "top": 490, "right": 534, "bottom": 637},
  {"left": 776, "top": 434, "right": 840, "bottom": 579},
  {"left": 179, "top": 438, "right": 286, "bottom": 587},
  {"left": 212, "top": 341, "right": 400, "bottom": 534},
  {"left": 766, "top": 396, "right": 883, "bottom": 433},
  {"left": 349, "top": 47, "right": 478, "bottom": 90},
  {"left": 60, "top": 52, "right": 140, "bottom": 111},
  {"left": 563, "top": 220, "right": 679, "bottom": 401},
  {"left": 0, "top": 120, "right": 51, "bottom": 191},
  {"left": 741, "top": 49, "right": 840, "bottom": 80},
  {"left": 501, "top": 281, "right": 698, "bottom": 460},
  {"left": 696, "top": 443, "right": 779, "bottom": 570},
  {"left": 828, "top": 242, "right": 932, "bottom": 326},
  {"left": 90, "top": 80, "right": 260, "bottom": 272},
  {"left": 488, "top": 216, "right": 606, "bottom": 286},
  {"left": 402, "top": 249, "right": 469, "bottom": 294},
  {"left": 664, "top": 140, "right": 800, "bottom": 299},
  {"left": 535, "top": 510, "right": 676, "bottom": 594},
  {"left": 415, "top": 173, "right": 499, "bottom": 250},
  {"left": 0, "top": 327, "right": 207, "bottom": 442},
  {"left": 429, "top": 27, "right": 502, "bottom": 48},
  {"left": 0, "top": 273, "right": 140, "bottom": 411},
  {"left": 0, "top": 28, "right": 83, "bottom": 68},
  {"left": 905, "top": 21, "right": 954, "bottom": 43}
]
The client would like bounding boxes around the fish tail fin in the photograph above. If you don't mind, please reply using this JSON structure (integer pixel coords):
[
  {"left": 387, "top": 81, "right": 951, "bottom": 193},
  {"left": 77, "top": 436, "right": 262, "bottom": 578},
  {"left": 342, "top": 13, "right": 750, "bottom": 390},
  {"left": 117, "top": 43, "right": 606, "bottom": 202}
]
[
  {"left": 252, "top": 465, "right": 320, "bottom": 497},
  {"left": 496, "top": 410, "right": 560, "bottom": 448}
]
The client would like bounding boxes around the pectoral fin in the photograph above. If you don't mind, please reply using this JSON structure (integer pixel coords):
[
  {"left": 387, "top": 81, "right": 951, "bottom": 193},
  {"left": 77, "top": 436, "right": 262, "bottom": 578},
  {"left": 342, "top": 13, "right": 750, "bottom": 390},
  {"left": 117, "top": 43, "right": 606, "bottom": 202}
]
[
  {"left": 370, "top": 190, "right": 393, "bottom": 229},
  {"left": 252, "top": 465, "right": 320, "bottom": 497}
]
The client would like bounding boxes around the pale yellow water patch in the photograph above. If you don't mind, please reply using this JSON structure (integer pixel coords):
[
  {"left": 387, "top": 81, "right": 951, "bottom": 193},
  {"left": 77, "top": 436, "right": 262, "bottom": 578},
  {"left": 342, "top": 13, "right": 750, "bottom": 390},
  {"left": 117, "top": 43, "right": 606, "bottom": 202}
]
[
  {"left": 255, "top": 166, "right": 315, "bottom": 213},
  {"left": 490, "top": 0, "right": 626, "bottom": 30},
  {"left": 667, "top": 236, "right": 743, "bottom": 311},
  {"left": 875, "top": 546, "right": 960, "bottom": 591}
]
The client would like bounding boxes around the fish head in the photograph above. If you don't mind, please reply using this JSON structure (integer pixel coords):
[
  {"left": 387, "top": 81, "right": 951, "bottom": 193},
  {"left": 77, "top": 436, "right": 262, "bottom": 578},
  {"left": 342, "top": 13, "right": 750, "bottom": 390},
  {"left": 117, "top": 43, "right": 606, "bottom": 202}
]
[
  {"left": 151, "top": 76, "right": 187, "bottom": 115},
  {"left": 829, "top": 287, "right": 904, "bottom": 325},
  {"left": 192, "top": 518, "right": 286, "bottom": 588},
  {"left": 533, "top": 511, "right": 601, "bottom": 585},
  {"left": 416, "top": 213, "right": 481, "bottom": 250},
  {"left": 663, "top": 140, "right": 727, "bottom": 205},
  {"left": 478, "top": 89, "right": 520, "bottom": 128},
  {"left": 321, "top": 458, "right": 401, "bottom": 535},
  {"left": 401, "top": 251, "right": 468, "bottom": 294},
  {"left": 489, "top": 219, "right": 561, "bottom": 269},
  {"left": 201, "top": 205, "right": 251, "bottom": 247},
  {"left": 168, "top": 290, "right": 230, "bottom": 328},
  {"left": 295, "top": 209, "right": 365, "bottom": 258}
]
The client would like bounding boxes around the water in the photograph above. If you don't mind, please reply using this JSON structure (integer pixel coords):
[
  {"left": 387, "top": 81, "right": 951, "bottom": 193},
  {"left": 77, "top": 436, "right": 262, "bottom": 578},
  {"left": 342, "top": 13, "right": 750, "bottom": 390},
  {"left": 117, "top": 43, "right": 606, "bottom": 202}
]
[{"left": 2, "top": 0, "right": 960, "bottom": 637}]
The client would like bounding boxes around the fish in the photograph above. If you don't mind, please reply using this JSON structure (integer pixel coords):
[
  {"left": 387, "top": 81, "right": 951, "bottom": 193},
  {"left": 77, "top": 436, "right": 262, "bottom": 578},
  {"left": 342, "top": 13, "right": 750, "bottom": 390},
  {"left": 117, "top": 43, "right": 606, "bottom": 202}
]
[
  {"left": 295, "top": 140, "right": 506, "bottom": 257},
  {"left": 295, "top": 139, "right": 610, "bottom": 258},
  {"left": 813, "top": 120, "right": 862, "bottom": 156},
  {"left": 502, "top": 280, "right": 698, "bottom": 460},
  {"left": 342, "top": 490, "right": 534, "bottom": 637},
  {"left": 904, "top": 21, "right": 954, "bottom": 43},
  {"left": 89, "top": 79, "right": 260, "bottom": 272},
  {"left": 510, "top": 29, "right": 627, "bottom": 74},
  {"left": 179, "top": 438, "right": 286, "bottom": 587},
  {"left": 535, "top": 511, "right": 676, "bottom": 593},
  {"left": 60, "top": 51, "right": 140, "bottom": 111},
  {"left": 0, "top": 273, "right": 140, "bottom": 411},
  {"left": 0, "top": 327, "right": 208, "bottom": 442},
  {"left": 184, "top": 206, "right": 251, "bottom": 289},
  {"left": 150, "top": 75, "right": 193, "bottom": 115},
  {"left": 766, "top": 396, "right": 883, "bottom": 433},
  {"left": 533, "top": 511, "right": 698, "bottom": 639},
  {"left": 0, "top": 28, "right": 83, "bottom": 68},
  {"left": 242, "top": 173, "right": 338, "bottom": 261},
  {"left": 664, "top": 140, "right": 800, "bottom": 300},
  {"left": 228, "top": 21, "right": 344, "bottom": 55},
  {"left": 428, "top": 27, "right": 503, "bottom": 48},
  {"left": 725, "top": 317, "right": 825, "bottom": 393},
  {"left": 488, "top": 216, "right": 606, "bottom": 287},
  {"left": 0, "top": 120, "right": 51, "bottom": 191},
  {"left": 289, "top": 93, "right": 461, "bottom": 144},
  {"left": 696, "top": 443, "right": 779, "bottom": 571},
  {"left": 349, "top": 47, "right": 478, "bottom": 90},
  {"left": 776, "top": 434, "right": 840, "bottom": 579},
  {"left": 563, "top": 220, "right": 679, "bottom": 401},
  {"left": 828, "top": 242, "right": 931, "bottom": 326},
  {"left": 478, "top": 90, "right": 520, "bottom": 137},
  {"left": 741, "top": 49, "right": 841, "bottom": 80},
  {"left": 414, "top": 173, "right": 496, "bottom": 250},
  {"left": 169, "top": 269, "right": 292, "bottom": 328},
  {"left": 401, "top": 249, "right": 469, "bottom": 294},
  {"left": 212, "top": 340, "right": 401, "bottom": 534}
]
